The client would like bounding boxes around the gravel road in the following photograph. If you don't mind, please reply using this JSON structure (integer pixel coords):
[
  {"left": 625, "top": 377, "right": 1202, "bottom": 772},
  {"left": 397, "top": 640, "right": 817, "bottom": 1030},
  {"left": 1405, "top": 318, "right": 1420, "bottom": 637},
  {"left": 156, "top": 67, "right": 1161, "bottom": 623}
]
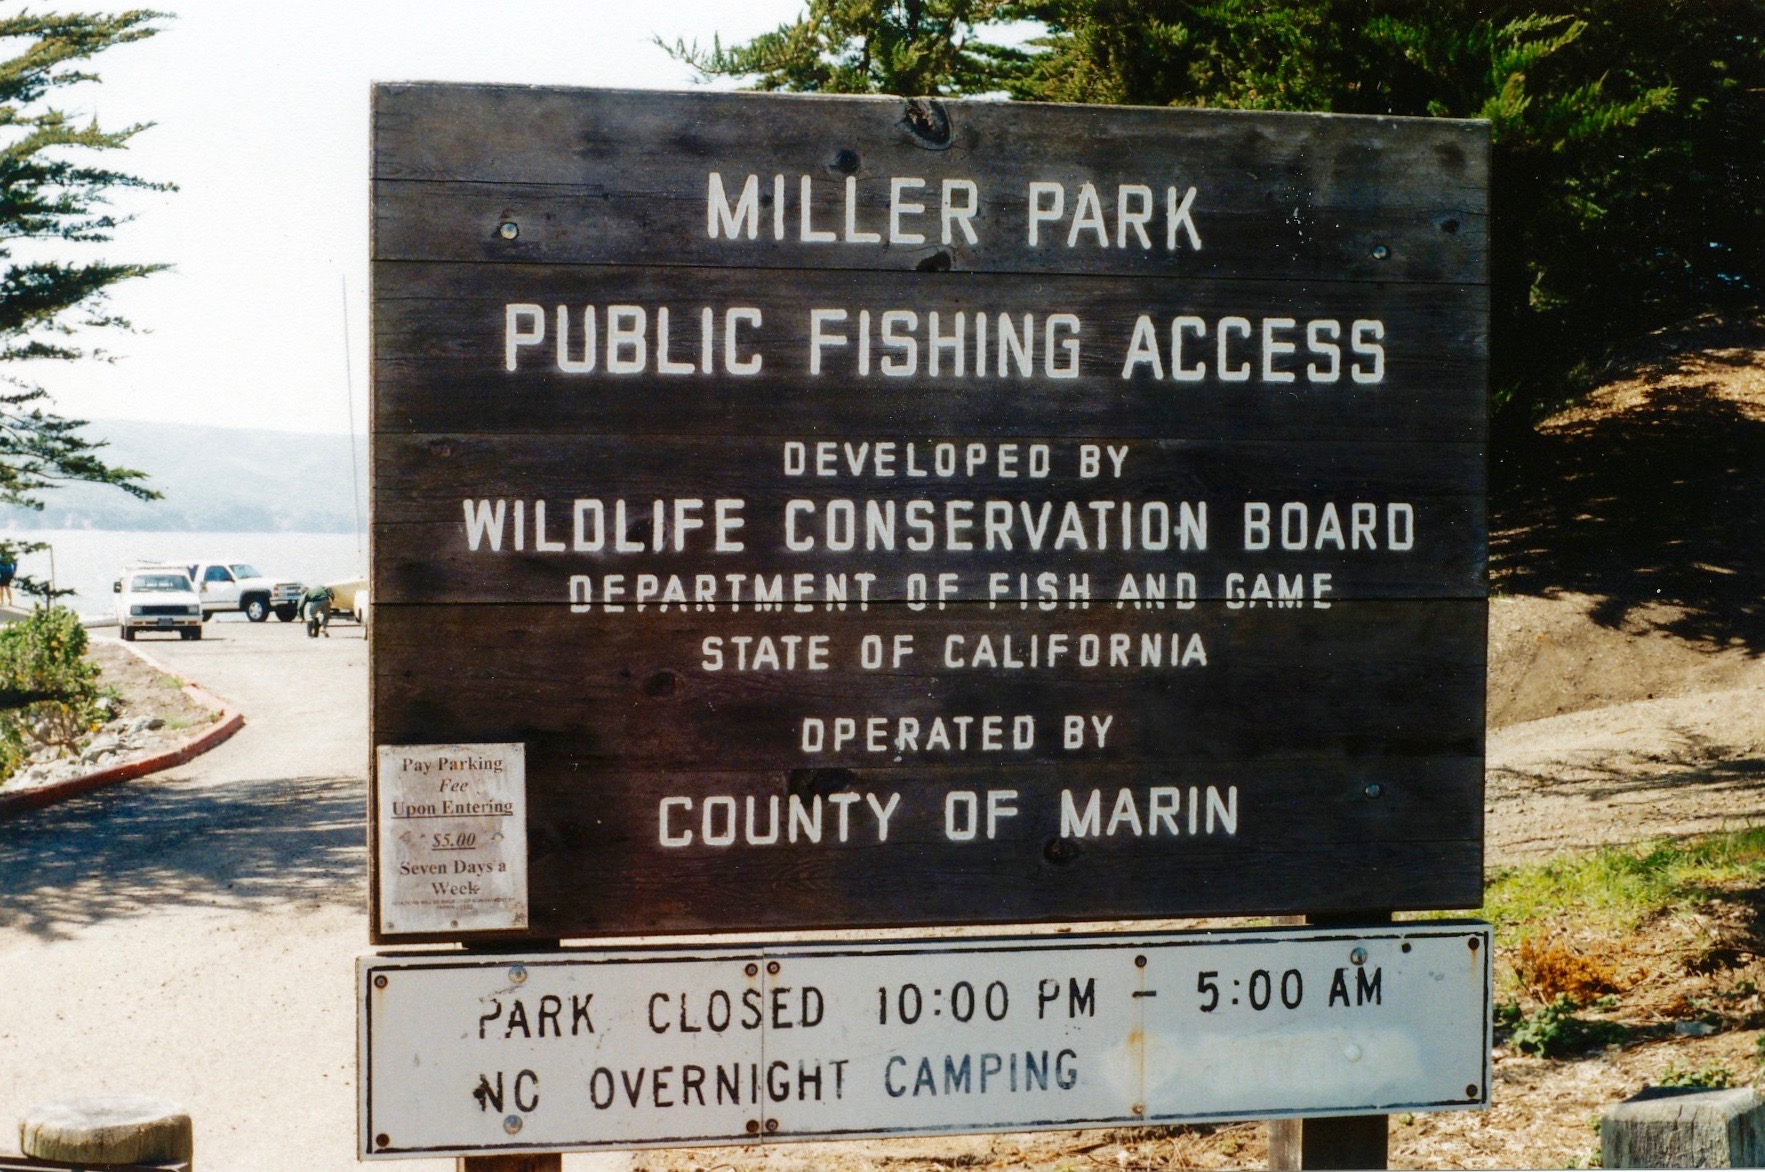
[{"left": 0, "top": 617, "right": 620, "bottom": 1171}]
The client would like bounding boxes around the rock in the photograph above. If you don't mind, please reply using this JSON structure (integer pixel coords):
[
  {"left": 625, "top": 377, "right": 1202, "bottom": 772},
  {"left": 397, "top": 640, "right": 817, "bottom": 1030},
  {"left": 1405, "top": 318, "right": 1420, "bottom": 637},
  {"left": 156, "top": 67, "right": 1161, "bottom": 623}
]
[
  {"left": 127, "top": 715, "right": 157, "bottom": 735},
  {"left": 19, "top": 1095, "right": 192, "bottom": 1165},
  {"left": 1675, "top": 1020, "right": 1718, "bottom": 1036},
  {"left": 1602, "top": 1086, "right": 1765, "bottom": 1168}
]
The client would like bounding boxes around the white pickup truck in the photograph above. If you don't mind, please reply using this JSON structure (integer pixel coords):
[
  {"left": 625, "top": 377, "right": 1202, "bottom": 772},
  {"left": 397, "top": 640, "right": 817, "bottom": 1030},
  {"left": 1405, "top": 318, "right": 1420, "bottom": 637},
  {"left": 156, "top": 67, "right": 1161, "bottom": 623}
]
[
  {"left": 181, "top": 561, "right": 306, "bottom": 622},
  {"left": 114, "top": 567, "right": 204, "bottom": 641}
]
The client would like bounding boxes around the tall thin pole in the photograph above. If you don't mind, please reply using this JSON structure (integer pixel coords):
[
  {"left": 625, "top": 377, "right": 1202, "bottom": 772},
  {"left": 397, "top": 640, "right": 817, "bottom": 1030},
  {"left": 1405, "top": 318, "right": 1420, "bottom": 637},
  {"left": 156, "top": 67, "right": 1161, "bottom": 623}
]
[{"left": 342, "top": 274, "right": 364, "bottom": 563}]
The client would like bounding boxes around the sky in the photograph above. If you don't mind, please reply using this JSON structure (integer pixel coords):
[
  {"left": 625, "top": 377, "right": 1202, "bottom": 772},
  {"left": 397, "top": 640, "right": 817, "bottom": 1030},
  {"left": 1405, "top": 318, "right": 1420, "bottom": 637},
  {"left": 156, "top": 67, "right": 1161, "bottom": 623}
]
[{"left": 24, "top": 0, "right": 809, "bottom": 435}]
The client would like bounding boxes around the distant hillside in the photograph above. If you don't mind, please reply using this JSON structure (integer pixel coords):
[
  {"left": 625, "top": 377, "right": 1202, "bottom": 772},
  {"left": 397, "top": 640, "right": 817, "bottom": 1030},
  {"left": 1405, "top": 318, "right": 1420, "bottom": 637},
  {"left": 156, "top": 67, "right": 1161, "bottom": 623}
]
[{"left": 0, "top": 419, "right": 368, "bottom": 532}]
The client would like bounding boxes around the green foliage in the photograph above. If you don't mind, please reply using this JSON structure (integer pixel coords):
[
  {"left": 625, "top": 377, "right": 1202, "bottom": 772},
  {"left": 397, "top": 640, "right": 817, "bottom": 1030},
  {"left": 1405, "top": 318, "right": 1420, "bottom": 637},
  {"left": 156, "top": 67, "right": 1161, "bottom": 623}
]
[
  {"left": 687, "top": 0, "right": 1764, "bottom": 423},
  {"left": 1508, "top": 994, "right": 1626, "bottom": 1057},
  {"left": 0, "top": 603, "right": 103, "bottom": 779},
  {"left": 1006, "top": 0, "right": 1762, "bottom": 420},
  {"left": 1657, "top": 1063, "right": 1734, "bottom": 1089},
  {"left": 0, "top": 10, "right": 168, "bottom": 523},
  {"left": 1481, "top": 830, "right": 1765, "bottom": 940},
  {"left": 661, "top": 0, "right": 1029, "bottom": 96}
]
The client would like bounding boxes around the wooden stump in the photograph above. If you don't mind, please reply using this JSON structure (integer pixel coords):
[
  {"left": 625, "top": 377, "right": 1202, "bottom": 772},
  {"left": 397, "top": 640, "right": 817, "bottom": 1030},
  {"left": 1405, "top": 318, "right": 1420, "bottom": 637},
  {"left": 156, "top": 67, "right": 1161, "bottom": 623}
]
[
  {"left": 19, "top": 1096, "right": 192, "bottom": 1168},
  {"left": 1602, "top": 1086, "right": 1765, "bottom": 1168}
]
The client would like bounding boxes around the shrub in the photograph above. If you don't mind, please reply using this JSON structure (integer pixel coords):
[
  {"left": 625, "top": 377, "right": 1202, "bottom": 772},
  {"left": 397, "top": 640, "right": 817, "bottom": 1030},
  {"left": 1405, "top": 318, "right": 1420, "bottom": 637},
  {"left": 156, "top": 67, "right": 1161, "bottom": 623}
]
[
  {"left": 1509, "top": 995, "right": 1627, "bottom": 1057},
  {"left": 1658, "top": 1064, "right": 1734, "bottom": 1089},
  {"left": 0, "top": 605, "right": 104, "bottom": 780},
  {"left": 1516, "top": 937, "right": 1622, "bottom": 1002}
]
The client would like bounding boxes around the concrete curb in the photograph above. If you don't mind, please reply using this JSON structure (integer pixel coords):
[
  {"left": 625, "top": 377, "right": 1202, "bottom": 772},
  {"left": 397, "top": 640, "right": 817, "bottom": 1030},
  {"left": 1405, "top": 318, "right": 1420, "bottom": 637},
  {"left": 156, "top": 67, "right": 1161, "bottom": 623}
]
[{"left": 0, "top": 640, "right": 245, "bottom": 820}]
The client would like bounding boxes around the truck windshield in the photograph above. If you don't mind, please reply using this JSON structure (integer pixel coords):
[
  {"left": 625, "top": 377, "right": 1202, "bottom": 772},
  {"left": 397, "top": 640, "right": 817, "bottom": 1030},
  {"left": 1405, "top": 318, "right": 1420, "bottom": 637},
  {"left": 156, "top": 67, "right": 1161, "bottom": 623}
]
[
  {"left": 229, "top": 564, "right": 261, "bottom": 579},
  {"left": 130, "top": 574, "right": 192, "bottom": 592}
]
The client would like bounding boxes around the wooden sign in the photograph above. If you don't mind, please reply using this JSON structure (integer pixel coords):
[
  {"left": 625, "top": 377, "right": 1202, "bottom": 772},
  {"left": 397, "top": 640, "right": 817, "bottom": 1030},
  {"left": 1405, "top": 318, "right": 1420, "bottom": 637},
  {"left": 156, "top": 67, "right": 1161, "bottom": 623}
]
[{"left": 370, "top": 85, "right": 1488, "bottom": 942}]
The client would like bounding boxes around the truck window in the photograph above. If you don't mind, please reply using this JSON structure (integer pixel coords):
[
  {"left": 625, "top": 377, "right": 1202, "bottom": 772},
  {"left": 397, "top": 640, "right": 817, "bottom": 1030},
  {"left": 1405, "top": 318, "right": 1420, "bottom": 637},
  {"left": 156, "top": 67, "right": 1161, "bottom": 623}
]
[
  {"left": 229, "top": 564, "right": 261, "bottom": 579},
  {"left": 205, "top": 565, "right": 233, "bottom": 583}
]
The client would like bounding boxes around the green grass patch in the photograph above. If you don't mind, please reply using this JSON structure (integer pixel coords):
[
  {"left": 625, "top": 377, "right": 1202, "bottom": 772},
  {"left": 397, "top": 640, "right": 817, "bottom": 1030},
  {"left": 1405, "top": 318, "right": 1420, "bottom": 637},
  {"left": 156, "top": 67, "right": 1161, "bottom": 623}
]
[{"left": 1476, "top": 829, "right": 1765, "bottom": 941}]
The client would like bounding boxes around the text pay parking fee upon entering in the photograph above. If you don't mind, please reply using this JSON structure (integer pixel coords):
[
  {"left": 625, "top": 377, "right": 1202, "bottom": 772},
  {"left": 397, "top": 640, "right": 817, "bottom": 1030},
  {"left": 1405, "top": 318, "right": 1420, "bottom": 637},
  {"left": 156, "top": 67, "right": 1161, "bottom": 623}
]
[{"left": 375, "top": 743, "right": 527, "bottom": 934}]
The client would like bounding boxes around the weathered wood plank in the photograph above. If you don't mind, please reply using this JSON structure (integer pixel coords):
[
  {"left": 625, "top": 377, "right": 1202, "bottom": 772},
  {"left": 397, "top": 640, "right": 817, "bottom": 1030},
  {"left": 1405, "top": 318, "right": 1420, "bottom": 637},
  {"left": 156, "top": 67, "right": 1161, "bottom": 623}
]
[
  {"left": 372, "top": 85, "right": 1488, "bottom": 285},
  {"left": 480, "top": 758, "right": 1480, "bottom": 937},
  {"left": 370, "top": 432, "right": 1485, "bottom": 604},
  {"left": 372, "top": 263, "right": 1486, "bottom": 442},
  {"left": 371, "top": 600, "right": 1486, "bottom": 768},
  {"left": 369, "top": 756, "right": 1481, "bottom": 940}
]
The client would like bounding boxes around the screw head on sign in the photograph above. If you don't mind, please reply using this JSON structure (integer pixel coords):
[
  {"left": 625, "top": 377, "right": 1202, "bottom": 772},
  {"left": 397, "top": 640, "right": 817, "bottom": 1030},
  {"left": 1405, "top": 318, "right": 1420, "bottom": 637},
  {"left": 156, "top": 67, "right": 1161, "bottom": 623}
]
[
  {"left": 767, "top": 961, "right": 781, "bottom": 975},
  {"left": 503, "top": 1115, "right": 523, "bottom": 1135},
  {"left": 766, "top": 1119, "right": 779, "bottom": 1133},
  {"left": 499, "top": 221, "right": 519, "bottom": 240},
  {"left": 1466, "top": 1084, "right": 1480, "bottom": 1099},
  {"left": 1371, "top": 243, "right": 1389, "bottom": 259},
  {"left": 1132, "top": 1104, "right": 1145, "bottom": 1116},
  {"left": 1468, "top": 937, "right": 1481, "bottom": 951},
  {"left": 1350, "top": 947, "right": 1368, "bottom": 966},
  {"left": 1363, "top": 782, "right": 1383, "bottom": 799},
  {"left": 1134, "top": 955, "right": 1147, "bottom": 968},
  {"left": 509, "top": 964, "right": 528, "bottom": 984},
  {"left": 745, "top": 963, "right": 759, "bottom": 978},
  {"left": 374, "top": 1133, "right": 389, "bottom": 1149},
  {"left": 373, "top": 974, "right": 387, "bottom": 989},
  {"left": 745, "top": 1119, "right": 760, "bottom": 1134}
]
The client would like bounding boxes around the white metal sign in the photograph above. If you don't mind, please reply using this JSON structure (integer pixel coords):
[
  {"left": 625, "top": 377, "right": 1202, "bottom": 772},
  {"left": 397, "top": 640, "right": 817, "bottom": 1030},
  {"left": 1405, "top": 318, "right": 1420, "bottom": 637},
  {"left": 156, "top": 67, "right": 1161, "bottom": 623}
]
[
  {"left": 374, "top": 743, "right": 528, "bottom": 934},
  {"left": 360, "top": 923, "right": 1490, "bottom": 1158}
]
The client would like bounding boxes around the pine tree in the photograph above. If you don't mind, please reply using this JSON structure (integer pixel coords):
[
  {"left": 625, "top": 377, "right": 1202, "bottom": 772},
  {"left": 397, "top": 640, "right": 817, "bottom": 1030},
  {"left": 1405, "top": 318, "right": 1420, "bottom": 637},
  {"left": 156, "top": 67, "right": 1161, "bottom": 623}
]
[
  {"left": 0, "top": 9, "right": 170, "bottom": 600},
  {"left": 661, "top": 0, "right": 1028, "bottom": 96},
  {"left": 1005, "top": 0, "right": 1760, "bottom": 421}
]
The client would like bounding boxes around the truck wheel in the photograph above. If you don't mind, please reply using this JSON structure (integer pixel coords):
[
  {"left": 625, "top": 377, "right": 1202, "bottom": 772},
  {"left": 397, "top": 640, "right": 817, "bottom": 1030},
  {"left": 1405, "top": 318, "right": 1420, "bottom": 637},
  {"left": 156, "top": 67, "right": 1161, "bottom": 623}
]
[
  {"left": 121, "top": 626, "right": 134, "bottom": 641},
  {"left": 275, "top": 605, "right": 297, "bottom": 622},
  {"left": 181, "top": 628, "right": 200, "bottom": 641},
  {"left": 244, "top": 596, "right": 269, "bottom": 622}
]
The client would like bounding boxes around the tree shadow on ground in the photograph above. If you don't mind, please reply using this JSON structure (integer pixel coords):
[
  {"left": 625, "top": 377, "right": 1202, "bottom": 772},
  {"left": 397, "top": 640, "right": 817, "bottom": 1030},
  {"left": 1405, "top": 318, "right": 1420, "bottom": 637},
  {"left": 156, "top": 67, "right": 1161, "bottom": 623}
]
[
  {"left": 1492, "top": 318, "right": 1765, "bottom": 653},
  {"left": 0, "top": 771, "right": 362, "bottom": 940},
  {"left": 1490, "top": 742, "right": 1765, "bottom": 805}
]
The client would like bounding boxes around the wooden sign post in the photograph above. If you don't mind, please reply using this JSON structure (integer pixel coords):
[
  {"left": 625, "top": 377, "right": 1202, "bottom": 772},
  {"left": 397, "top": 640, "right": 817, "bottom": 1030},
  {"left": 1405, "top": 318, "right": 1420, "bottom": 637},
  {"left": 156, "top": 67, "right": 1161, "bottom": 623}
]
[{"left": 368, "top": 85, "right": 1488, "bottom": 1165}]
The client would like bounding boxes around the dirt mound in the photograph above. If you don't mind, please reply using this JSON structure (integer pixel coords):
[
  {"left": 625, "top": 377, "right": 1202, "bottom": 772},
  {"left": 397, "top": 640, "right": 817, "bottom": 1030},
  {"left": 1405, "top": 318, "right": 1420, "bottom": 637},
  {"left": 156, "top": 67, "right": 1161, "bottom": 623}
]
[{"left": 1491, "top": 314, "right": 1765, "bottom": 669}]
